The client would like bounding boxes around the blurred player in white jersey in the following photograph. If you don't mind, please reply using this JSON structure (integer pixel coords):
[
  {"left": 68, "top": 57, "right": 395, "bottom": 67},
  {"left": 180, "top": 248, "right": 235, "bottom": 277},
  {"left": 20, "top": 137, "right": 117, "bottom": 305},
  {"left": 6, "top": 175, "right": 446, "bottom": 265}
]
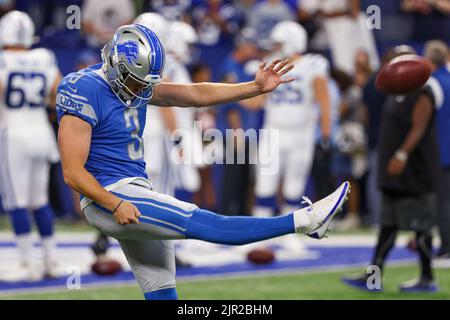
[
  {"left": 136, "top": 15, "right": 201, "bottom": 267},
  {"left": 254, "top": 21, "right": 331, "bottom": 217},
  {"left": 135, "top": 13, "right": 178, "bottom": 195},
  {"left": 165, "top": 21, "right": 203, "bottom": 202},
  {"left": 0, "top": 11, "right": 62, "bottom": 280}
]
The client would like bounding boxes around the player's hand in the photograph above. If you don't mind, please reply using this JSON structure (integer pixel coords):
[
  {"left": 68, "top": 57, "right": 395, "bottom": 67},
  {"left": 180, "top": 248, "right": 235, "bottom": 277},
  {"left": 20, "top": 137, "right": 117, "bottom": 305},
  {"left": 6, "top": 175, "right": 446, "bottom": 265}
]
[
  {"left": 319, "top": 137, "right": 331, "bottom": 153},
  {"left": 255, "top": 58, "right": 295, "bottom": 94},
  {"left": 113, "top": 201, "right": 141, "bottom": 225},
  {"left": 316, "top": 137, "right": 331, "bottom": 160},
  {"left": 387, "top": 156, "right": 406, "bottom": 176}
]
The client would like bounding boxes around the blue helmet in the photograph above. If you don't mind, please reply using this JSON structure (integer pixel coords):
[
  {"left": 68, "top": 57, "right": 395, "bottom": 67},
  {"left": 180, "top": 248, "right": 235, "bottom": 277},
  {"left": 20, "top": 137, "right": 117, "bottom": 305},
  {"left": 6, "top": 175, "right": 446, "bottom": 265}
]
[{"left": 101, "top": 24, "right": 165, "bottom": 108}]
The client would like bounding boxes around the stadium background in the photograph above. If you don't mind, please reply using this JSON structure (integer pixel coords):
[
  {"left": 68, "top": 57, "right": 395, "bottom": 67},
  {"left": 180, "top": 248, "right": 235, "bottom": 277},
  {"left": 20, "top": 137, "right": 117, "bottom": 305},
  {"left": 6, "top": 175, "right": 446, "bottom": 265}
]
[{"left": 0, "top": 0, "right": 449, "bottom": 299}]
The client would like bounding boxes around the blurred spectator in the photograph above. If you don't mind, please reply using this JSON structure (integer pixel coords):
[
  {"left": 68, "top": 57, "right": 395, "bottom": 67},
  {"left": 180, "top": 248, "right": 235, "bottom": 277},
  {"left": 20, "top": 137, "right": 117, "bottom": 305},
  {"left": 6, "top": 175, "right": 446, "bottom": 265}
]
[
  {"left": 424, "top": 40, "right": 450, "bottom": 259},
  {"left": 362, "top": 52, "right": 393, "bottom": 226},
  {"left": 0, "top": 0, "right": 14, "bottom": 17},
  {"left": 299, "top": 0, "right": 379, "bottom": 74},
  {"left": 312, "top": 77, "right": 341, "bottom": 199},
  {"left": 216, "top": 29, "right": 259, "bottom": 215},
  {"left": 146, "top": 0, "right": 192, "bottom": 22},
  {"left": 365, "top": 47, "right": 407, "bottom": 229},
  {"left": 401, "top": 0, "right": 450, "bottom": 15},
  {"left": 344, "top": 53, "right": 440, "bottom": 292},
  {"left": 82, "top": 0, "right": 135, "bottom": 49},
  {"left": 363, "top": 45, "right": 417, "bottom": 226},
  {"left": 191, "top": 64, "right": 218, "bottom": 211},
  {"left": 232, "top": 0, "right": 256, "bottom": 25},
  {"left": 191, "top": 63, "right": 214, "bottom": 83},
  {"left": 76, "top": 50, "right": 100, "bottom": 70},
  {"left": 191, "top": 0, "right": 243, "bottom": 46},
  {"left": 354, "top": 49, "right": 373, "bottom": 88},
  {"left": 216, "top": 28, "right": 258, "bottom": 83},
  {"left": 400, "top": 0, "right": 450, "bottom": 41},
  {"left": 246, "top": 0, "right": 295, "bottom": 46},
  {"left": 165, "top": 21, "right": 203, "bottom": 203},
  {"left": 331, "top": 69, "right": 367, "bottom": 230}
]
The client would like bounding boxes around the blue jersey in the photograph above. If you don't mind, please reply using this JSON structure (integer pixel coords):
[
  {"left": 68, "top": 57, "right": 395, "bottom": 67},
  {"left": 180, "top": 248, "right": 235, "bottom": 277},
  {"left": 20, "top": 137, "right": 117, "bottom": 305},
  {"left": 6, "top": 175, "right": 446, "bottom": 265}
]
[
  {"left": 56, "top": 64, "right": 149, "bottom": 187},
  {"left": 428, "top": 65, "right": 450, "bottom": 167}
]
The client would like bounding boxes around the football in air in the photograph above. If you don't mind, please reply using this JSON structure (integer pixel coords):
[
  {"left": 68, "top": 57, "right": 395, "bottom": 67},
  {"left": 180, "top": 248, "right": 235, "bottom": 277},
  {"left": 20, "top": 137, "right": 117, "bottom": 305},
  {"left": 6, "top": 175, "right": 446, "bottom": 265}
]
[{"left": 375, "top": 54, "right": 432, "bottom": 94}]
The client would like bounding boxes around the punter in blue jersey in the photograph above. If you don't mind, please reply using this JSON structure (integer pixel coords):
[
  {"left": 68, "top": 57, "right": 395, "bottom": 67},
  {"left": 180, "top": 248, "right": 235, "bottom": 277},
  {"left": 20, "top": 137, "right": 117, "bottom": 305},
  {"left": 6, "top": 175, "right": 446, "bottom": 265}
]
[{"left": 57, "top": 24, "right": 350, "bottom": 300}]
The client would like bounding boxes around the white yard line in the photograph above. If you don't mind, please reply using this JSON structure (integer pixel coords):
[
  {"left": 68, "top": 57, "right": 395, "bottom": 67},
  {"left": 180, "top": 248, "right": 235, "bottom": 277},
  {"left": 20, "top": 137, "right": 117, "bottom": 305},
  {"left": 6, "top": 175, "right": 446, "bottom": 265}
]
[
  {"left": 0, "top": 260, "right": 416, "bottom": 298},
  {"left": 0, "top": 232, "right": 429, "bottom": 247}
]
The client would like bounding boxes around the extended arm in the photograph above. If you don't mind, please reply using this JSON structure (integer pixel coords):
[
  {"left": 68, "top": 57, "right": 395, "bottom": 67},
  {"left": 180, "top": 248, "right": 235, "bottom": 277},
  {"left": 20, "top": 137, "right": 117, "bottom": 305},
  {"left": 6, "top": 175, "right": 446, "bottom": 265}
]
[
  {"left": 151, "top": 59, "right": 294, "bottom": 108},
  {"left": 59, "top": 115, "right": 141, "bottom": 224}
]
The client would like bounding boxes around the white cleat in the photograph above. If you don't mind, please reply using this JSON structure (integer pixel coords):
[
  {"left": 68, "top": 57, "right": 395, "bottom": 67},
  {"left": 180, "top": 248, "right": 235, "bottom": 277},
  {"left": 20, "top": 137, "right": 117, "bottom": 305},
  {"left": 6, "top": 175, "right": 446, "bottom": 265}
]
[
  {"left": 43, "top": 260, "right": 61, "bottom": 279},
  {"left": 295, "top": 181, "right": 351, "bottom": 239},
  {"left": 20, "top": 262, "right": 43, "bottom": 282}
]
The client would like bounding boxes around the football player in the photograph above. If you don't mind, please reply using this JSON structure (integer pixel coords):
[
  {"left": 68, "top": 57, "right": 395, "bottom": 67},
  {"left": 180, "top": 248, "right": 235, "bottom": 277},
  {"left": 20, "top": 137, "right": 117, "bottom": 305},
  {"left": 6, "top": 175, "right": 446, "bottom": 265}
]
[
  {"left": 254, "top": 21, "right": 332, "bottom": 217},
  {"left": 57, "top": 24, "right": 349, "bottom": 300},
  {"left": 0, "top": 11, "right": 62, "bottom": 280}
]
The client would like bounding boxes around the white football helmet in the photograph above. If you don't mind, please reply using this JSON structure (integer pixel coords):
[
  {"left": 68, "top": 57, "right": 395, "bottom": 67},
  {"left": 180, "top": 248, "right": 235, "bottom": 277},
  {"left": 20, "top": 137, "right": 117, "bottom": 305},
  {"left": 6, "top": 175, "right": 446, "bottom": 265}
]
[
  {"left": 167, "top": 21, "right": 197, "bottom": 64},
  {"left": 134, "top": 12, "right": 169, "bottom": 46},
  {"left": 270, "top": 21, "right": 307, "bottom": 58},
  {"left": 0, "top": 10, "right": 35, "bottom": 48}
]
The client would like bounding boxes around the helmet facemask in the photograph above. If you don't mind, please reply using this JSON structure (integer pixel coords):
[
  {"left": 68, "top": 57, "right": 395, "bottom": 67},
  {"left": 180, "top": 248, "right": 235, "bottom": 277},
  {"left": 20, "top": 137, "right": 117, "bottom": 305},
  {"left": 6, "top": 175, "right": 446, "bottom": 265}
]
[{"left": 111, "top": 59, "right": 153, "bottom": 107}]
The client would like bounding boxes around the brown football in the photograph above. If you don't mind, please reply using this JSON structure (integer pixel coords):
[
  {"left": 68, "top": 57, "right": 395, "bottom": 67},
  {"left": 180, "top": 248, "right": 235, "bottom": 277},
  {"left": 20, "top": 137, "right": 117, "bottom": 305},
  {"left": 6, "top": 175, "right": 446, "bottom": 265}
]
[
  {"left": 91, "top": 259, "right": 122, "bottom": 276},
  {"left": 375, "top": 54, "right": 432, "bottom": 94},
  {"left": 247, "top": 248, "right": 275, "bottom": 265}
]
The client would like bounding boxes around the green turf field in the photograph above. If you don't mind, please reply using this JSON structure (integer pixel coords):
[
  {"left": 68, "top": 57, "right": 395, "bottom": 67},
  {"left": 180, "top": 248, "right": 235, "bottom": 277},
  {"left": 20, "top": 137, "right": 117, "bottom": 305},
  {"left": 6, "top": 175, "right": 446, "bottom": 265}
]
[{"left": 1, "top": 265, "right": 449, "bottom": 300}]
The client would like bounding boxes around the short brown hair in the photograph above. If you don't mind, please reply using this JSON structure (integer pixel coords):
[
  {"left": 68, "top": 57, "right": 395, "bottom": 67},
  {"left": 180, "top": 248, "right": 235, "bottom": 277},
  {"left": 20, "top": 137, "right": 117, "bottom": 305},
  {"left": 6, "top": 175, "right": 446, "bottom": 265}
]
[{"left": 424, "top": 40, "right": 448, "bottom": 67}]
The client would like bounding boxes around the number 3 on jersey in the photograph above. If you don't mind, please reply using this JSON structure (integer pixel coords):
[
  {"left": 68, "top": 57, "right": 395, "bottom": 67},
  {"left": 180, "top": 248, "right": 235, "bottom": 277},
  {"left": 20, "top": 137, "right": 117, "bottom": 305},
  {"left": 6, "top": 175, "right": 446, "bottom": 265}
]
[{"left": 124, "top": 108, "right": 144, "bottom": 160}]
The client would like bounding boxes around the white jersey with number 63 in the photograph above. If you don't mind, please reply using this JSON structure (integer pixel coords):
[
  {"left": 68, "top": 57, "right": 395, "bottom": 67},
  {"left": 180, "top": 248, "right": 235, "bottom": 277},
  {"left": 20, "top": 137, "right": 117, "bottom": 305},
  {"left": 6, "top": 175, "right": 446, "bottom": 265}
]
[{"left": 0, "top": 48, "right": 59, "bottom": 130}]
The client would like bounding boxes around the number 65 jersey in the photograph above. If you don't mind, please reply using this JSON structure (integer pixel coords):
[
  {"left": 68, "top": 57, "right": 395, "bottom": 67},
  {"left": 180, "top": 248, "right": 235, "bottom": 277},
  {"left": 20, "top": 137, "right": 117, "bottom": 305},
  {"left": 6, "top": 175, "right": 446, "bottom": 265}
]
[
  {"left": 56, "top": 63, "right": 149, "bottom": 188},
  {"left": 264, "top": 54, "right": 329, "bottom": 130}
]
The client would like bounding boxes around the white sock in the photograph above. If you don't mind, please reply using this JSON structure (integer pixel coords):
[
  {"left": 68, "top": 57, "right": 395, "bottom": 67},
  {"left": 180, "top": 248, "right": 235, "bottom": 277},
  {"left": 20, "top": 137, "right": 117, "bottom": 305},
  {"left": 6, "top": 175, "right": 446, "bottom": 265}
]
[
  {"left": 41, "top": 236, "right": 57, "bottom": 267},
  {"left": 282, "top": 205, "right": 298, "bottom": 216},
  {"left": 253, "top": 206, "right": 274, "bottom": 218},
  {"left": 293, "top": 209, "right": 311, "bottom": 233},
  {"left": 16, "top": 233, "right": 34, "bottom": 266}
]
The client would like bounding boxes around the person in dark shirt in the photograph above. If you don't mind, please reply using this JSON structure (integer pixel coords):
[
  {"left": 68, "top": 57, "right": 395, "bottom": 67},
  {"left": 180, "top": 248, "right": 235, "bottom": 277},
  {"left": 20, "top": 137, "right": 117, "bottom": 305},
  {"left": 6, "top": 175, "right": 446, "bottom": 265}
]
[
  {"left": 343, "top": 55, "right": 440, "bottom": 293},
  {"left": 216, "top": 28, "right": 259, "bottom": 215},
  {"left": 363, "top": 46, "right": 416, "bottom": 226}
]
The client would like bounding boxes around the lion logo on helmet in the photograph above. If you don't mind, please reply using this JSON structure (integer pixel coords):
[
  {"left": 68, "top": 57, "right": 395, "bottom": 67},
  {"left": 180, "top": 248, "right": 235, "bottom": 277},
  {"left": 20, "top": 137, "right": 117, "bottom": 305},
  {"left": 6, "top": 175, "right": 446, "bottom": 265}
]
[{"left": 115, "top": 40, "right": 139, "bottom": 64}]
